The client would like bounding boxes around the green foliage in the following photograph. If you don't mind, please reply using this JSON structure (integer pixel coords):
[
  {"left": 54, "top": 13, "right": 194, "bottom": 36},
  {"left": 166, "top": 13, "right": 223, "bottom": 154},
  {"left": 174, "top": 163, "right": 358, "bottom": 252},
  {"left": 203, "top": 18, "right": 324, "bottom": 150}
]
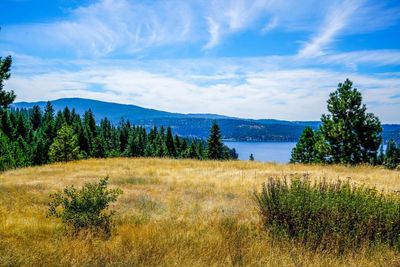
[
  {"left": 207, "top": 122, "right": 224, "bottom": 160},
  {"left": 48, "top": 177, "right": 122, "bottom": 237},
  {"left": 321, "top": 79, "right": 382, "bottom": 164},
  {"left": 255, "top": 177, "right": 400, "bottom": 253},
  {"left": 30, "top": 105, "right": 42, "bottom": 130},
  {"left": 0, "top": 56, "right": 16, "bottom": 109},
  {"left": 291, "top": 79, "right": 382, "bottom": 165},
  {"left": 290, "top": 127, "right": 316, "bottom": 163},
  {"left": 384, "top": 140, "right": 400, "bottom": 169},
  {"left": 165, "top": 127, "right": 176, "bottom": 157},
  {"left": 0, "top": 131, "right": 15, "bottom": 171},
  {"left": 49, "top": 124, "right": 80, "bottom": 162}
]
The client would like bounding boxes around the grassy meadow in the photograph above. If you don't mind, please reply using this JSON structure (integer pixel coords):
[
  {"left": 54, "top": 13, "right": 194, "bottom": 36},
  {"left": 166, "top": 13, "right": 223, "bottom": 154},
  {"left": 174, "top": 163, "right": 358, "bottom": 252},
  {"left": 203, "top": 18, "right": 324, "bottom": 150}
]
[{"left": 1, "top": 158, "right": 400, "bottom": 266}]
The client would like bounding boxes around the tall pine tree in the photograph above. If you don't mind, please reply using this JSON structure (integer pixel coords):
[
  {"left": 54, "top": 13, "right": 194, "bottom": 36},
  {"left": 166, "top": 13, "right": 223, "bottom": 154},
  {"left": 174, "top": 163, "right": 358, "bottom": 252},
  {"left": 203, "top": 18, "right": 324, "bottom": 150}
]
[{"left": 207, "top": 122, "right": 223, "bottom": 160}]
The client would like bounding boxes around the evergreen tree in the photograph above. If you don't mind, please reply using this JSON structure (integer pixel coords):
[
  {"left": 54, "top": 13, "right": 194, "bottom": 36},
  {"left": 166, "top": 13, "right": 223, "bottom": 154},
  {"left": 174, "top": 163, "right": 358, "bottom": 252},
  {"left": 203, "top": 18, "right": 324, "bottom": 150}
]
[
  {"left": 384, "top": 140, "right": 400, "bottom": 169},
  {"left": 0, "top": 131, "right": 15, "bottom": 171},
  {"left": 84, "top": 109, "right": 97, "bottom": 137},
  {"left": 207, "top": 122, "right": 223, "bottom": 160},
  {"left": 63, "top": 106, "right": 72, "bottom": 125},
  {"left": 155, "top": 131, "right": 167, "bottom": 157},
  {"left": 0, "top": 55, "right": 16, "bottom": 110},
  {"left": 196, "top": 142, "right": 204, "bottom": 159},
  {"left": 165, "top": 127, "right": 176, "bottom": 157},
  {"left": 30, "top": 105, "right": 42, "bottom": 130},
  {"left": 0, "top": 110, "right": 14, "bottom": 139},
  {"left": 118, "top": 120, "right": 130, "bottom": 153},
  {"left": 49, "top": 124, "right": 80, "bottom": 162},
  {"left": 249, "top": 154, "right": 254, "bottom": 161},
  {"left": 14, "top": 136, "right": 32, "bottom": 167},
  {"left": 187, "top": 142, "right": 198, "bottom": 158},
  {"left": 15, "top": 113, "right": 28, "bottom": 139},
  {"left": 92, "top": 136, "right": 108, "bottom": 158},
  {"left": 32, "top": 133, "right": 47, "bottom": 165},
  {"left": 54, "top": 111, "right": 65, "bottom": 132},
  {"left": 290, "top": 127, "right": 316, "bottom": 163},
  {"left": 320, "top": 79, "right": 382, "bottom": 164}
]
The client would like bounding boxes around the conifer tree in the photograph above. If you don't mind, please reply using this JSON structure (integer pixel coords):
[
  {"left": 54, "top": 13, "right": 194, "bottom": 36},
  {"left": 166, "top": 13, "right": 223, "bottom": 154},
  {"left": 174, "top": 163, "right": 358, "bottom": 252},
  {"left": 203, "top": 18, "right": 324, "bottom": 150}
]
[
  {"left": 165, "top": 127, "right": 176, "bottom": 157},
  {"left": 384, "top": 140, "right": 400, "bottom": 169},
  {"left": 92, "top": 136, "right": 108, "bottom": 158},
  {"left": 0, "top": 131, "right": 15, "bottom": 171},
  {"left": 207, "top": 122, "right": 223, "bottom": 160},
  {"left": 290, "top": 127, "right": 316, "bottom": 163},
  {"left": 320, "top": 79, "right": 382, "bottom": 164},
  {"left": 49, "top": 124, "right": 80, "bottom": 162},
  {"left": 249, "top": 154, "right": 254, "bottom": 161},
  {"left": 84, "top": 109, "right": 97, "bottom": 137},
  {"left": 30, "top": 105, "right": 42, "bottom": 130},
  {"left": 63, "top": 106, "right": 72, "bottom": 125},
  {"left": 0, "top": 110, "right": 14, "bottom": 139},
  {"left": 0, "top": 55, "right": 15, "bottom": 110}
]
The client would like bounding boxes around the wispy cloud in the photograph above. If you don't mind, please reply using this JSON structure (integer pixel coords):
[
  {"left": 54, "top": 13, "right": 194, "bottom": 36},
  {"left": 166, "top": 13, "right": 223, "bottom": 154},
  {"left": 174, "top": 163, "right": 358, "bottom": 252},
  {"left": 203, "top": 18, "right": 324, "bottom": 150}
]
[
  {"left": 299, "top": 0, "right": 364, "bottom": 57},
  {"left": 261, "top": 17, "right": 278, "bottom": 34},
  {"left": 298, "top": 0, "right": 400, "bottom": 57},
  {"left": 3, "top": 0, "right": 196, "bottom": 57},
  {"left": 203, "top": 18, "right": 220, "bottom": 49}
]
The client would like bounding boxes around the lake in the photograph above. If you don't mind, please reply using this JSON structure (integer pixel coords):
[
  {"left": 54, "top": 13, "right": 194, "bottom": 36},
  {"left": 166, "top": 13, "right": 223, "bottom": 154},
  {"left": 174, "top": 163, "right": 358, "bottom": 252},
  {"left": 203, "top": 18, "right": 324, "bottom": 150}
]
[{"left": 224, "top": 142, "right": 297, "bottom": 163}]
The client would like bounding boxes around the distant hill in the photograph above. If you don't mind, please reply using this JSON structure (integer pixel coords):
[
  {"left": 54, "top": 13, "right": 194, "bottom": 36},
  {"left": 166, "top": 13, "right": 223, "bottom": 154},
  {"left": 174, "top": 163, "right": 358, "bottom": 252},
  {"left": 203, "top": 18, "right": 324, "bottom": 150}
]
[{"left": 13, "top": 98, "right": 400, "bottom": 142}]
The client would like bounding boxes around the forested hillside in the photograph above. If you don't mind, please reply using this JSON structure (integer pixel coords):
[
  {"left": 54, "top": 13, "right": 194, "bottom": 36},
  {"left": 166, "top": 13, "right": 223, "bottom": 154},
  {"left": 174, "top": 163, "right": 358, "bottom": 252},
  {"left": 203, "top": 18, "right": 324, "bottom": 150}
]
[{"left": 14, "top": 98, "right": 400, "bottom": 142}]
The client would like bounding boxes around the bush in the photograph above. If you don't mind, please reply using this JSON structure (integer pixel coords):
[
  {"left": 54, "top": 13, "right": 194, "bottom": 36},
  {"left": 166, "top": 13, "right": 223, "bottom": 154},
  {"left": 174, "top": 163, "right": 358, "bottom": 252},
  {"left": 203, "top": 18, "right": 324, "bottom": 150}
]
[
  {"left": 254, "top": 176, "right": 400, "bottom": 253},
  {"left": 48, "top": 177, "right": 122, "bottom": 237}
]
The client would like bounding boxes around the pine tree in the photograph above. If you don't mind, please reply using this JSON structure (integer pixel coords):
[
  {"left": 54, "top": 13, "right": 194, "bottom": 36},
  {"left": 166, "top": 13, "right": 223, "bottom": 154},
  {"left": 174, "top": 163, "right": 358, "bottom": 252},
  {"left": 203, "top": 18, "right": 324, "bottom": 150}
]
[
  {"left": 14, "top": 136, "right": 32, "bottom": 167},
  {"left": 15, "top": 113, "right": 28, "bottom": 139},
  {"left": 384, "top": 140, "right": 400, "bottom": 169},
  {"left": 92, "top": 136, "right": 108, "bottom": 158},
  {"left": 49, "top": 124, "right": 80, "bottom": 162},
  {"left": 0, "top": 110, "right": 14, "bottom": 139},
  {"left": 207, "top": 122, "right": 223, "bottom": 160},
  {"left": 0, "top": 55, "right": 16, "bottom": 110},
  {"left": 165, "top": 127, "right": 176, "bottom": 157},
  {"left": 32, "top": 133, "right": 47, "bottom": 165},
  {"left": 118, "top": 120, "right": 130, "bottom": 153},
  {"left": 290, "top": 127, "right": 316, "bottom": 163},
  {"left": 320, "top": 79, "right": 382, "bottom": 164},
  {"left": 249, "top": 154, "right": 254, "bottom": 161},
  {"left": 54, "top": 111, "right": 65, "bottom": 132},
  {"left": 0, "top": 131, "right": 15, "bottom": 171},
  {"left": 30, "top": 105, "right": 42, "bottom": 130},
  {"left": 63, "top": 106, "right": 72, "bottom": 125},
  {"left": 84, "top": 109, "right": 97, "bottom": 137}
]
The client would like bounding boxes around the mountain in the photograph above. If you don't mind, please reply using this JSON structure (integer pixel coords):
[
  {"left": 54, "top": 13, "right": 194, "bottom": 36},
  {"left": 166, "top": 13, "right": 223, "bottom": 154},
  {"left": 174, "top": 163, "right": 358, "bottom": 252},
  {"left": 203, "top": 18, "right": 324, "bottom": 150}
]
[{"left": 12, "top": 98, "right": 400, "bottom": 142}]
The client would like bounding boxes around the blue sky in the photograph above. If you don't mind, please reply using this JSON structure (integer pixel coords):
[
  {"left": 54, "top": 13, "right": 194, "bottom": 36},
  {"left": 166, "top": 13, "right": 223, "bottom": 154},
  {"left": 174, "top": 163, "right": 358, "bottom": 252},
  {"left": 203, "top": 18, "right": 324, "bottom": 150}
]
[{"left": 1, "top": 0, "right": 400, "bottom": 122}]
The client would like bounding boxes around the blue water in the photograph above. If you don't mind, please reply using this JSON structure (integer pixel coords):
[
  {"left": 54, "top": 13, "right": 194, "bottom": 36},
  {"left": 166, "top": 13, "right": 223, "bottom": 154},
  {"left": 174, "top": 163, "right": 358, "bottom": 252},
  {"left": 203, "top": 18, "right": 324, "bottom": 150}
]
[{"left": 225, "top": 142, "right": 297, "bottom": 163}]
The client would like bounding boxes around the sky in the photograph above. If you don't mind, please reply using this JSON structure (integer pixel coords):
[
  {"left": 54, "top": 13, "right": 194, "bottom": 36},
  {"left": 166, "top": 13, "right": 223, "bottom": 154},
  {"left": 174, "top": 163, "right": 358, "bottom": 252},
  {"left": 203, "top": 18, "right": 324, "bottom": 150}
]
[{"left": 1, "top": 0, "right": 400, "bottom": 123}]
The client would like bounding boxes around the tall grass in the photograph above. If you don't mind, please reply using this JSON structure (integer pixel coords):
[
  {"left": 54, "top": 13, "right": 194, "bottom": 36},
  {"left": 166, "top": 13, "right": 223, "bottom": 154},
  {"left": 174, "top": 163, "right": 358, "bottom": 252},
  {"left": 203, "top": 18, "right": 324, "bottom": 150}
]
[
  {"left": 254, "top": 176, "right": 400, "bottom": 253},
  {"left": 1, "top": 158, "right": 400, "bottom": 266}
]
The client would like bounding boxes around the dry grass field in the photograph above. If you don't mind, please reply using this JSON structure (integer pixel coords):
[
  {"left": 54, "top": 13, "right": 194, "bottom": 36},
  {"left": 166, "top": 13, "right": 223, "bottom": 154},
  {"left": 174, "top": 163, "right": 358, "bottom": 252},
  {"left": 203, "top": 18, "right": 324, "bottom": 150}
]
[{"left": 1, "top": 158, "right": 400, "bottom": 266}]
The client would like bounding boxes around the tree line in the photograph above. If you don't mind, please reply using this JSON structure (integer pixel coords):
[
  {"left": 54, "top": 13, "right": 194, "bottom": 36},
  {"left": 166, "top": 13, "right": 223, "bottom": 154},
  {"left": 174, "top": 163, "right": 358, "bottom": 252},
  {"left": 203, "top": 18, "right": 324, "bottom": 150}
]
[
  {"left": 290, "top": 79, "right": 399, "bottom": 169},
  {"left": 0, "top": 56, "right": 238, "bottom": 172}
]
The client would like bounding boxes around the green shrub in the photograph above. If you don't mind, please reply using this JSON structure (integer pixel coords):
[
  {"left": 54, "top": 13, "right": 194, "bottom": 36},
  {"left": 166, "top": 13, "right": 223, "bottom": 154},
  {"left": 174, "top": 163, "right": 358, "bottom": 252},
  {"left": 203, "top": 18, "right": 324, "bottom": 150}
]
[
  {"left": 254, "top": 176, "right": 400, "bottom": 253},
  {"left": 48, "top": 177, "right": 122, "bottom": 237}
]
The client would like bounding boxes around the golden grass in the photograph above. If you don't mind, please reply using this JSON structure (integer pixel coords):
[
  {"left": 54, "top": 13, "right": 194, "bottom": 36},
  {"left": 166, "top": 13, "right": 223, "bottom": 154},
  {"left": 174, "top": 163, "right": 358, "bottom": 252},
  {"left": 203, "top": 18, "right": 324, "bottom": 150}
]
[{"left": 1, "top": 158, "right": 400, "bottom": 266}]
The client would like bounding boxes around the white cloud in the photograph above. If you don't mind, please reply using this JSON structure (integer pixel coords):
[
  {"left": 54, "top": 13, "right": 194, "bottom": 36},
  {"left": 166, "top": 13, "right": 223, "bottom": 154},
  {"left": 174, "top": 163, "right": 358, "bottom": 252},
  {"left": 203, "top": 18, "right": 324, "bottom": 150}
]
[
  {"left": 299, "top": 0, "right": 364, "bottom": 57},
  {"left": 298, "top": 0, "right": 400, "bottom": 57},
  {"left": 2, "top": 0, "right": 399, "bottom": 55},
  {"left": 3, "top": 0, "right": 196, "bottom": 57},
  {"left": 203, "top": 18, "right": 220, "bottom": 49},
  {"left": 6, "top": 55, "right": 400, "bottom": 123}
]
